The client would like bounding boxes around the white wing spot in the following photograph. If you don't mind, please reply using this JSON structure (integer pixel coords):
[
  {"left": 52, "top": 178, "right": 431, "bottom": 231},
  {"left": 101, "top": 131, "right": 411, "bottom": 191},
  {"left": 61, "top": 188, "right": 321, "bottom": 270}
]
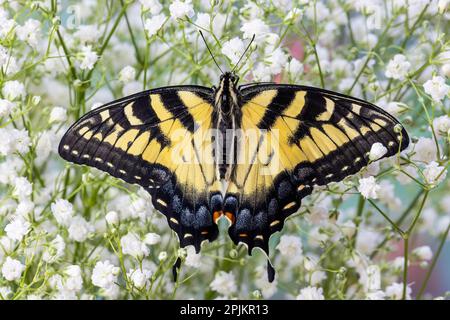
[
  {"left": 342, "top": 166, "right": 349, "bottom": 171},
  {"left": 119, "top": 169, "right": 126, "bottom": 174},
  {"left": 71, "top": 150, "right": 79, "bottom": 155},
  {"left": 82, "top": 154, "right": 90, "bottom": 159},
  {"left": 106, "top": 162, "right": 114, "bottom": 168},
  {"left": 326, "top": 173, "right": 333, "bottom": 178},
  {"left": 355, "top": 157, "right": 361, "bottom": 163},
  {"left": 63, "top": 145, "right": 70, "bottom": 150},
  {"left": 134, "top": 175, "right": 142, "bottom": 180},
  {"left": 94, "top": 157, "right": 103, "bottom": 163}
]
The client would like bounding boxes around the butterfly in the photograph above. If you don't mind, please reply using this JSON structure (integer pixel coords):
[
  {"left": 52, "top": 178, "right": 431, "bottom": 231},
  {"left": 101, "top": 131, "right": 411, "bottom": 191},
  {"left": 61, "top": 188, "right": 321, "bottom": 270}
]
[{"left": 59, "top": 35, "right": 409, "bottom": 282}]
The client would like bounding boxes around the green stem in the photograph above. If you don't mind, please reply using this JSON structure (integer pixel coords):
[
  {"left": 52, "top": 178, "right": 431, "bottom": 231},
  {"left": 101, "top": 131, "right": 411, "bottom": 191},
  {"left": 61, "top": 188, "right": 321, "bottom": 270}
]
[
  {"left": 402, "top": 235, "right": 409, "bottom": 300},
  {"left": 416, "top": 221, "right": 450, "bottom": 299}
]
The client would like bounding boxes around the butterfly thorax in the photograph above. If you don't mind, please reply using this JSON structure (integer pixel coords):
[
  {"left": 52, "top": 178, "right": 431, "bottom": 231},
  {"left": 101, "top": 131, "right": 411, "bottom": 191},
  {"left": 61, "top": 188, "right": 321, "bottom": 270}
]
[{"left": 213, "top": 72, "right": 241, "bottom": 182}]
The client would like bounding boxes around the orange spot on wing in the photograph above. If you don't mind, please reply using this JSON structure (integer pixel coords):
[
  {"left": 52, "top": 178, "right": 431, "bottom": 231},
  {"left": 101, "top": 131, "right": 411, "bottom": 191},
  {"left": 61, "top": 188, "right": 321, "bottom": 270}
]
[
  {"left": 225, "top": 212, "right": 235, "bottom": 225},
  {"left": 213, "top": 211, "right": 223, "bottom": 224}
]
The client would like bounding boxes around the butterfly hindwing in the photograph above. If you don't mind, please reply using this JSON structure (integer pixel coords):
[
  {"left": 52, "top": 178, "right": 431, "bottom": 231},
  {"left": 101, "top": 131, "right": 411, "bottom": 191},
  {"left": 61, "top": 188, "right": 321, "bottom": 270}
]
[
  {"left": 225, "top": 84, "right": 409, "bottom": 254},
  {"left": 59, "top": 86, "right": 221, "bottom": 252}
]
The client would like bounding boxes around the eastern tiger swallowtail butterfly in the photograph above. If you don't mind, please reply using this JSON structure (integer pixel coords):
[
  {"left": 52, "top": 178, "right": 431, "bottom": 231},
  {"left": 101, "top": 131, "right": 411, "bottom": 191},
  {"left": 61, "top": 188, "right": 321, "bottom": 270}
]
[{"left": 59, "top": 37, "right": 409, "bottom": 283}]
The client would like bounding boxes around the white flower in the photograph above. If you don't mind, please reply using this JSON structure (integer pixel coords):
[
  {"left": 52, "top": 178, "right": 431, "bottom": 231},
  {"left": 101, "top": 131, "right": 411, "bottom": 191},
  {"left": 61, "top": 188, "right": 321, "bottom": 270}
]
[
  {"left": 73, "top": 25, "right": 101, "bottom": 44},
  {"left": 144, "top": 14, "right": 166, "bottom": 37},
  {"left": 143, "top": 233, "right": 161, "bottom": 245},
  {"left": 221, "top": 37, "right": 245, "bottom": 65},
  {"left": 169, "top": 0, "right": 194, "bottom": 19},
  {"left": 12, "top": 129, "right": 31, "bottom": 154},
  {"left": 385, "top": 282, "right": 411, "bottom": 300},
  {"left": 339, "top": 220, "right": 357, "bottom": 238},
  {"left": 68, "top": 216, "right": 92, "bottom": 242},
  {"left": 412, "top": 245, "right": 433, "bottom": 261},
  {"left": 369, "top": 142, "right": 388, "bottom": 161},
  {"left": 13, "top": 177, "right": 32, "bottom": 200},
  {"left": 78, "top": 45, "right": 98, "bottom": 70},
  {"left": 285, "top": 8, "right": 303, "bottom": 23},
  {"left": 423, "top": 76, "right": 449, "bottom": 102},
  {"left": 287, "top": 58, "right": 304, "bottom": 76},
  {"left": 64, "top": 265, "right": 83, "bottom": 292},
  {"left": 276, "top": 235, "right": 303, "bottom": 259},
  {"left": 139, "top": 0, "right": 163, "bottom": 15},
  {"left": 1, "top": 257, "right": 24, "bottom": 281},
  {"left": 366, "top": 290, "right": 386, "bottom": 300},
  {"left": 385, "top": 54, "right": 411, "bottom": 80},
  {"left": 158, "top": 251, "right": 167, "bottom": 261},
  {"left": 412, "top": 137, "right": 438, "bottom": 163},
  {"left": 120, "top": 232, "right": 149, "bottom": 259},
  {"left": 0, "top": 286, "right": 12, "bottom": 299},
  {"left": 266, "top": 48, "right": 288, "bottom": 74},
  {"left": 128, "top": 268, "right": 152, "bottom": 288},
  {"left": 423, "top": 161, "right": 447, "bottom": 185},
  {"left": 296, "top": 286, "right": 325, "bottom": 300},
  {"left": 16, "top": 19, "right": 40, "bottom": 48},
  {"left": 0, "top": 99, "right": 15, "bottom": 117},
  {"left": 42, "top": 235, "right": 66, "bottom": 263},
  {"left": 49, "top": 106, "right": 67, "bottom": 123},
  {"left": 51, "top": 199, "right": 74, "bottom": 227},
  {"left": 91, "top": 260, "right": 120, "bottom": 289},
  {"left": 210, "top": 271, "right": 237, "bottom": 296},
  {"left": 2, "top": 80, "right": 25, "bottom": 100},
  {"left": 118, "top": 66, "right": 136, "bottom": 83},
  {"left": 356, "top": 229, "right": 382, "bottom": 254},
  {"left": 185, "top": 246, "right": 201, "bottom": 268},
  {"left": 105, "top": 211, "right": 119, "bottom": 225},
  {"left": 358, "top": 176, "right": 380, "bottom": 199},
  {"left": 365, "top": 265, "right": 381, "bottom": 292},
  {"left": 5, "top": 218, "right": 30, "bottom": 241},
  {"left": 240, "top": 19, "right": 269, "bottom": 41},
  {"left": 382, "top": 101, "right": 406, "bottom": 116},
  {"left": 432, "top": 115, "right": 450, "bottom": 136}
]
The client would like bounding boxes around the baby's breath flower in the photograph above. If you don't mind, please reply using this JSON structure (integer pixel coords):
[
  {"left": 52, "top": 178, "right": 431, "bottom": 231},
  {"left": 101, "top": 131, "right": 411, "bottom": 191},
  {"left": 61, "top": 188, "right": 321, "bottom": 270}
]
[
  {"left": 120, "top": 232, "right": 149, "bottom": 259},
  {"left": 276, "top": 235, "right": 303, "bottom": 259},
  {"left": 51, "top": 199, "right": 74, "bottom": 227},
  {"left": 15, "top": 19, "right": 40, "bottom": 48},
  {"left": 385, "top": 282, "right": 411, "bottom": 300},
  {"left": 423, "top": 76, "right": 450, "bottom": 102},
  {"left": 42, "top": 235, "right": 66, "bottom": 263},
  {"left": 12, "top": 177, "right": 32, "bottom": 200},
  {"left": 128, "top": 268, "right": 152, "bottom": 289},
  {"left": 91, "top": 260, "right": 120, "bottom": 289},
  {"left": 118, "top": 66, "right": 136, "bottom": 83},
  {"left": 385, "top": 54, "right": 411, "bottom": 80},
  {"left": 169, "top": 0, "right": 194, "bottom": 20},
  {"left": 423, "top": 161, "right": 447, "bottom": 185},
  {"left": 185, "top": 246, "right": 201, "bottom": 268},
  {"left": 369, "top": 142, "right": 388, "bottom": 161},
  {"left": 78, "top": 45, "right": 98, "bottom": 71},
  {"left": 240, "top": 19, "right": 269, "bottom": 41},
  {"left": 412, "top": 246, "right": 433, "bottom": 261},
  {"left": 49, "top": 106, "right": 67, "bottom": 123},
  {"left": 105, "top": 211, "right": 119, "bottom": 225},
  {"left": 221, "top": 37, "right": 245, "bottom": 65},
  {"left": 432, "top": 115, "right": 450, "bottom": 137},
  {"left": 1, "top": 257, "right": 25, "bottom": 281},
  {"left": 139, "top": 0, "right": 163, "bottom": 15},
  {"left": 73, "top": 25, "right": 101, "bottom": 44},
  {"left": 144, "top": 14, "right": 166, "bottom": 37},
  {"left": 296, "top": 286, "right": 325, "bottom": 300},
  {"left": 210, "top": 271, "right": 237, "bottom": 296},
  {"left": 0, "top": 99, "right": 15, "bottom": 117},
  {"left": 68, "top": 216, "right": 93, "bottom": 242},
  {"left": 5, "top": 217, "right": 30, "bottom": 241},
  {"left": 358, "top": 176, "right": 380, "bottom": 199},
  {"left": 143, "top": 233, "right": 161, "bottom": 245},
  {"left": 158, "top": 251, "right": 167, "bottom": 261},
  {"left": 2, "top": 80, "right": 25, "bottom": 100}
]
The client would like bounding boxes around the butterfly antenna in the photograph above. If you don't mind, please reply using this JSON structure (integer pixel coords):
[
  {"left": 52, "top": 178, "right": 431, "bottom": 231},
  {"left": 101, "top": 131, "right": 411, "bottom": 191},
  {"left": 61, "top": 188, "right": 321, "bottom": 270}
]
[
  {"left": 231, "top": 34, "right": 256, "bottom": 73},
  {"left": 199, "top": 30, "right": 223, "bottom": 74}
]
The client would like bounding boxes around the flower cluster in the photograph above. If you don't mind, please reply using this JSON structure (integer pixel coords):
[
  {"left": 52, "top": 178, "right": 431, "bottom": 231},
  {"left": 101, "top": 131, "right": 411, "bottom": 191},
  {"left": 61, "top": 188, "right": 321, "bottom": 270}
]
[{"left": 0, "top": 0, "right": 449, "bottom": 300}]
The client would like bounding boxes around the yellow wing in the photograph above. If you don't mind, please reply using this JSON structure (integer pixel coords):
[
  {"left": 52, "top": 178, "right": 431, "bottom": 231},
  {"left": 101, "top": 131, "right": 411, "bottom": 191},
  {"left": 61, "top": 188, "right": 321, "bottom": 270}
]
[
  {"left": 225, "top": 84, "right": 409, "bottom": 254},
  {"left": 59, "top": 86, "right": 221, "bottom": 252}
]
